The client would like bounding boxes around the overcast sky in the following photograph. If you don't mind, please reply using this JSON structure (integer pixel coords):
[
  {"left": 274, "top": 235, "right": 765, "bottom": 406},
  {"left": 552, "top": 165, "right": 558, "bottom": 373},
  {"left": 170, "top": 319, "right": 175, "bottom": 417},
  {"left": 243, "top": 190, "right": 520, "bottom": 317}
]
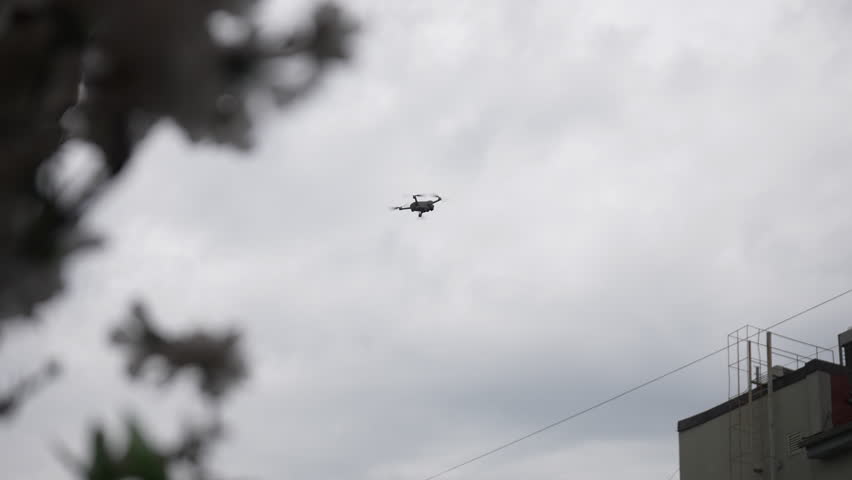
[{"left": 4, "top": 0, "right": 852, "bottom": 479}]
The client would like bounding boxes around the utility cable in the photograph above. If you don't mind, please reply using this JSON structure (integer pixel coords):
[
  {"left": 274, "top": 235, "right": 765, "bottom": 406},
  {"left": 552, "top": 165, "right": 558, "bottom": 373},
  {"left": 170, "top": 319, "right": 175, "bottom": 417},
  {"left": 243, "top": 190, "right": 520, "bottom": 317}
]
[
  {"left": 666, "top": 467, "right": 680, "bottom": 480},
  {"left": 763, "top": 287, "right": 852, "bottom": 331},
  {"left": 419, "top": 287, "right": 852, "bottom": 480}
]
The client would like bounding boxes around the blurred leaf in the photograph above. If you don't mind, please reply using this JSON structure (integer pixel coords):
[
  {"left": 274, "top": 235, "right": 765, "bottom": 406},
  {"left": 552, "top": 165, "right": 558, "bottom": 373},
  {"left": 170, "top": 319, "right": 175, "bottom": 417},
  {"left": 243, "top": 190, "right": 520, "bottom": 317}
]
[
  {"left": 86, "top": 428, "right": 117, "bottom": 480},
  {"left": 120, "top": 421, "right": 169, "bottom": 480},
  {"left": 111, "top": 301, "right": 248, "bottom": 400},
  {"left": 70, "top": 416, "right": 226, "bottom": 480}
]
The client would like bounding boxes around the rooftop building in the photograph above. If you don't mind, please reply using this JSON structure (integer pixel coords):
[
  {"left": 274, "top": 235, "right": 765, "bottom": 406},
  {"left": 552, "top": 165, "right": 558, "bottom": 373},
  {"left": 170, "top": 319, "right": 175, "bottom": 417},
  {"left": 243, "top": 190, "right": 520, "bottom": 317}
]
[{"left": 677, "top": 327, "right": 852, "bottom": 479}]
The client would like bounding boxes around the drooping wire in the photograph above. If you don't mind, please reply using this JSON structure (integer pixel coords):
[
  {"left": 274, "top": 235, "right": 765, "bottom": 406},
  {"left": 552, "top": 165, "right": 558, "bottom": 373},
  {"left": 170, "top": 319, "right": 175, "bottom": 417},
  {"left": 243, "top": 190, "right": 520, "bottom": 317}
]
[{"left": 419, "top": 287, "right": 852, "bottom": 480}]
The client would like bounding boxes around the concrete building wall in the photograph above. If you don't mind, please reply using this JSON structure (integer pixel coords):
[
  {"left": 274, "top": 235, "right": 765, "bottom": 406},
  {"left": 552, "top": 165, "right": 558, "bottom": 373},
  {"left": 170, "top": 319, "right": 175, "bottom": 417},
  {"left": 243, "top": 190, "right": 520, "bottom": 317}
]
[
  {"left": 807, "top": 454, "right": 852, "bottom": 480},
  {"left": 679, "top": 371, "right": 836, "bottom": 480},
  {"left": 679, "top": 409, "right": 734, "bottom": 480}
]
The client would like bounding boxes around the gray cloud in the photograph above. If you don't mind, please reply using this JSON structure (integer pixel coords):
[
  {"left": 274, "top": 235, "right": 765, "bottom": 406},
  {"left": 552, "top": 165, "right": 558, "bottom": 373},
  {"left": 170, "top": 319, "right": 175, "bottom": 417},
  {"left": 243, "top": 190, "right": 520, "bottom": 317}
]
[{"left": 4, "top": 1, "right": 852, "bottom": 479}]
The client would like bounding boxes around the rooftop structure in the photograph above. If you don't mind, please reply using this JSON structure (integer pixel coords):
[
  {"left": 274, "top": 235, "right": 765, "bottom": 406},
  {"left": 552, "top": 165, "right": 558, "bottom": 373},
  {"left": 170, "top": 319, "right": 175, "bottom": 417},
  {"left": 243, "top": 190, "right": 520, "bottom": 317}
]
[{"left": 677, "top": 327, "right": 852, "bottom": 479}]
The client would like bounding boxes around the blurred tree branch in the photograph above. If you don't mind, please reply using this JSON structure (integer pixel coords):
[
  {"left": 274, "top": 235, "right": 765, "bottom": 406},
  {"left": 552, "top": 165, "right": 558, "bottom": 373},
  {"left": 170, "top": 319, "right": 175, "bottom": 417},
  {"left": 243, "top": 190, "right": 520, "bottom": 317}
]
[
  {"left": 0, "top": 0, "right": 359, "bottom": 478},
  {"left": 0, "top": 358, "right": 60, "bottom": 419},
  {"left": 110, "top": 301, "right": 248, "bottom": 401},
  {"left": 0, "top": 0, "right": 357, "bottom": 332}
]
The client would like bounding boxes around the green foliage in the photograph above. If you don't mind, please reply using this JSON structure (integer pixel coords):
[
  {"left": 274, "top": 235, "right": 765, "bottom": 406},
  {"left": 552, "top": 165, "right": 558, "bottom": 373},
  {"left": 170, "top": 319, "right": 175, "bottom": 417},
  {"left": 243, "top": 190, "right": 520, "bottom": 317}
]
[{"left": 81, "top": 420, "right": 169, "bottom": 480}]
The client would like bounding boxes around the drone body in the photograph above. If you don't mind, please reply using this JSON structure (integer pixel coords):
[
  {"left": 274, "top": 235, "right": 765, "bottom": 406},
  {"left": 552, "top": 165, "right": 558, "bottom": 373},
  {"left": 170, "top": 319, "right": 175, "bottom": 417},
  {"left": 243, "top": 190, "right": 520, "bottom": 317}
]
[{"left": 392, "top": 194, "right": 442, "bottom": 218}]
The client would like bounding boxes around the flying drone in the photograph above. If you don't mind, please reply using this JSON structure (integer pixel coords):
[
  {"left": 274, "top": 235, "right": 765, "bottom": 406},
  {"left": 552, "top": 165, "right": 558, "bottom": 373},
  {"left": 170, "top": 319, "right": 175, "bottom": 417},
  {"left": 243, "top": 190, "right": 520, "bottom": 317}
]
[{"left": 391, "top": 193, "right": 442, "bottom": 218}]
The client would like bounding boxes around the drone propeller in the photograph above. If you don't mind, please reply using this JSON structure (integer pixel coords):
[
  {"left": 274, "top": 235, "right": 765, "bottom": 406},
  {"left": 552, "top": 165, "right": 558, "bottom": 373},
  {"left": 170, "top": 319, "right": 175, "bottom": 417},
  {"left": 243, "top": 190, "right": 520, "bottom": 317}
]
[{"left": 413, "top": 193, "right": 441, "bottom": 200}]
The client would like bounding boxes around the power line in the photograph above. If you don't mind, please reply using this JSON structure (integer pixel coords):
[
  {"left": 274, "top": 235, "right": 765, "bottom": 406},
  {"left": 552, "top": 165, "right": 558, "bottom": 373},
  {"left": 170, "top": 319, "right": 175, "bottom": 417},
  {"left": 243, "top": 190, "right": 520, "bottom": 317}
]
[
  {"left": 764, "top": 287, "right": 852, "bottom": 330},
  {"left": 666, "top": 467, "right": 680, "bottom": 480},
  {"left": 421, "top": 346, "right": 728, "bottom": 480},
  {"left": 420, "top": 286, "right": 852, "bottom": 480}
]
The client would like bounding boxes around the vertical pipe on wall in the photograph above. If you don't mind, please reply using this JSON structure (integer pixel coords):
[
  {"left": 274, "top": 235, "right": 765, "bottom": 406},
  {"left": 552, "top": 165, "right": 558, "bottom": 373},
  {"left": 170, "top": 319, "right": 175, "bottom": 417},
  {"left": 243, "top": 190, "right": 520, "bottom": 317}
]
[
  {"left": 747, "top": 340, "right": 754, "bottom": 473},
  {"left": 767, "top": 331, "right": 776, "bottom": 480}
]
